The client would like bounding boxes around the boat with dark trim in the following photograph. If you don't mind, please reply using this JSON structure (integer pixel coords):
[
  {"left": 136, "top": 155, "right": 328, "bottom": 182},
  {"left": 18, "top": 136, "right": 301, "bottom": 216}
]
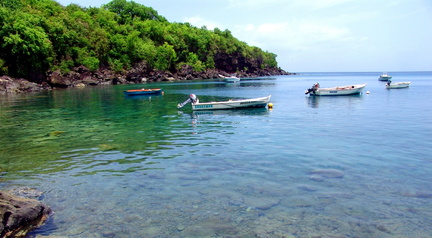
[
  {"left": 378, "top": 73, "right": 392, "bottom": 81},
  {"left": 305, "top": 83, "right": 367, "bottom": 96},
  {"left": 386, "top": 80, "right": 410, "bottom": 89},
  {"left": 177, "top": 94, "right": 271, "bottom": 110},
  {"left": 124, "top": 88, "right": 162, "bottom": 96}
]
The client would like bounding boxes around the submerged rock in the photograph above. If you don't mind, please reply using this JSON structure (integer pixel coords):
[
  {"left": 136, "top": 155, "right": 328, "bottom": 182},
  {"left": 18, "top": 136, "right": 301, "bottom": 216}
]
[
  {"left": 309, "top": 169, "right": 345, "bottom": 179},
  {"left": 400, "top": 189, "right": 432, "bottom": 198},
  {"left": 8, "top": 187, "right": 44, "bottom": 199},
  {"left": 244, "top": 196, "right": 280, "bottom": 210},
  {"left": 0, "top": 190, "right": 52, "bottom": 237}
]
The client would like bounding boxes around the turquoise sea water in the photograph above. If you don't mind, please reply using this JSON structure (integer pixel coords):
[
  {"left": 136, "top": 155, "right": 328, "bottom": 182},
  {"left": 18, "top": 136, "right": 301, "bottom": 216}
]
[{"left": 1, "top": 71, "right": 432, "bottom": 237}]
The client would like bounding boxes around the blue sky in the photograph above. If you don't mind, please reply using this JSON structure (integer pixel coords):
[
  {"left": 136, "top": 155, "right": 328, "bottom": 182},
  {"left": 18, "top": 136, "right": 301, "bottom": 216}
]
[{"left": 55, "top": 0, "right": 432, "bottom": 72}]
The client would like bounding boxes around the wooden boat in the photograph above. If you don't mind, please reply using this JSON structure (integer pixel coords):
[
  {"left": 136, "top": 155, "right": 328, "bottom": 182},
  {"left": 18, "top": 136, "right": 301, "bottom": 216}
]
[
  {"left": 305, "top": 83, "right": 367, "bottom": 96},
  {"left": 192, "top": 95, "right": 271, "bottom": 110},
  {"left": 378, "top": 73, "right": 392, "bottom": 81},
  {"left": 124, "top": 88, "right": 162, "bottom": 96},
  {"left": 386, "top": 81, "right": 410, "bottom": 89}
]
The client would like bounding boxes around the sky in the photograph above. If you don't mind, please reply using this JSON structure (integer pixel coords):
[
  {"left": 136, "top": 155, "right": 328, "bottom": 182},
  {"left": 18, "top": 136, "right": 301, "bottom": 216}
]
[{"left": 55, "top": 0, "right": 432, "bottom": 72}]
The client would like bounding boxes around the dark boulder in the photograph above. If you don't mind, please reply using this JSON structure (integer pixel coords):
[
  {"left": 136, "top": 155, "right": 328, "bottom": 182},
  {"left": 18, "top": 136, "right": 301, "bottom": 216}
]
[{"left": 0, "top": 191, "right": 52, "bottom": 237}]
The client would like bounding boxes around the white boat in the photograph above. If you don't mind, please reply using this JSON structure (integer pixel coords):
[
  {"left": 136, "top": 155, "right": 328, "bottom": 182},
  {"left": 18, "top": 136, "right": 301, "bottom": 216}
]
[
  {"left": 378, "top": 73, "right": 392, "bottom": 81},
  {"left": 219, "top": 74, "right": 240, "bottom": 83},
  {"left": 386, "top": 81, "right": 410, "bottom": 89},
  {"left": 192, "top": 95, "right": 271, "bottom": 110},
  {"left": 178, "top": 94, "right": 271, "bottom": 110},
  {"left": 305, "top": 83, "right": 367, "bottom": 96}
]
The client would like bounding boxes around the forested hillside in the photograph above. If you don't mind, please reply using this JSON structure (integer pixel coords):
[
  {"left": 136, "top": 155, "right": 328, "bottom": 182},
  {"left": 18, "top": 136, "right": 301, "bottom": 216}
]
[{"left": 0, "top": 0, "right": 288, "bottom": 91}]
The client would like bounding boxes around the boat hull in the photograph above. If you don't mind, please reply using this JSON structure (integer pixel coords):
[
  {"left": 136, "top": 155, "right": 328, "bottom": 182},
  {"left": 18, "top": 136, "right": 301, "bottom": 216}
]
[
  {"left": 386, "top": 82, "right": 410, "bottom": 89},
  {"left": 192, "top": 96, "right": 271, "bottom": 110},
  {"left": 124, "top": 88, "right": 162, "bottom": 96},
  {"left": 309, "top": 84, "right": 367, "bottom": 96},
  {"left": 378, "top": 76, "right": 392, "bottom": 81},
  {"left": 378, "top": 73, "right": 392, "bottom": 81},
  {"left": 225, "top": 76, "right": 240, "bottom": 83}
]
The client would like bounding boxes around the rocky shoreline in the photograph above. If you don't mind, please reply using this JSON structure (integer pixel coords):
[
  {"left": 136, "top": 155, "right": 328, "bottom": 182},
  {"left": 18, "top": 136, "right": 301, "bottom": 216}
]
[{"left": 0, "top": 64, "right": 293, "bottom": 94}]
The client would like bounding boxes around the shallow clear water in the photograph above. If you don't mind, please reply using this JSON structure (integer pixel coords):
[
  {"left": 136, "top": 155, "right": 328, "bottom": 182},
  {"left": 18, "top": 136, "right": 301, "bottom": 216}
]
[{"left": 1, "top": 72, "right": 432, "bottom": 237}]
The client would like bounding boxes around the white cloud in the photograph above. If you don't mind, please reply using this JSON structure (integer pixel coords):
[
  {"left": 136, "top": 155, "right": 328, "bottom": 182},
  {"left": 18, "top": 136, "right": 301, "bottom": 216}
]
[
  {"left": 233, "top": 20, "right": 353, "bottom": 52},
  {"left": 299, "top": 0, "right": 355, "bottom": 9},
  {"left": 227, "top": 0, "right": 285, "bottom": 8},
  {"left": 226, "top": 0, "right": 357, "bottom": 11}
]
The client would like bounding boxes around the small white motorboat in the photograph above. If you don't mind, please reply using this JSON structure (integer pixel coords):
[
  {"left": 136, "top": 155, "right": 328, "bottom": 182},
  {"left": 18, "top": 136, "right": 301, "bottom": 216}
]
[
  {"left": 305, "top": 83, "right": 367, "bottom": 96},
  {"left": 178, "top": 94, "right": 271, "bottom": 110},
  {"left": 386, "top": 81, "right": 410, "bottom": 89},
  {"left": 378, "top": 73, "right": 392, "bottom": 81},
  {"left": 219, "top": 74, "right": 240, "bottom": 83}
]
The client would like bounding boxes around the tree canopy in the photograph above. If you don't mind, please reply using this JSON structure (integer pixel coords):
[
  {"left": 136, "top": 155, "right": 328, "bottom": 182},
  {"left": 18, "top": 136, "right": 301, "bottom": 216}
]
[{"left": 0, "top": 0, "right": 280, "bottom": 81}]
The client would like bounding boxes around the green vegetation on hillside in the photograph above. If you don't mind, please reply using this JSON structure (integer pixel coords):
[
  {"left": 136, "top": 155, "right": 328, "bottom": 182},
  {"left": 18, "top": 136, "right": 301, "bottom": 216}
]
[{"left": 0, "top": 0, "right": 279, "bottom": 81}]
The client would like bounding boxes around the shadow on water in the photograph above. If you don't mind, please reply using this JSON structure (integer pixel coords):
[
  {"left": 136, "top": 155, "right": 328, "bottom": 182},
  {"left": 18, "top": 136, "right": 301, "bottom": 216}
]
[
  {"left": 306, "top": 94, "right": 364, "bottom": 108},
  {"left": 192, "top": 107, "right": 270, "bottom": 116}
]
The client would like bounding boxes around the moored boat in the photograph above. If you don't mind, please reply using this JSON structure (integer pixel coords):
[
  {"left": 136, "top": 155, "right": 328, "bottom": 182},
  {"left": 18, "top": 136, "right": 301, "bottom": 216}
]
[
  {"left": 386, "top": 81, "right": 410, "bottom": 89},
  {"left": 177, "top": 94, "right": 271, "bottom": 110},
  {"left": 305, "top": 83, "right": 367, "bottom": 96},
  {"left": 219, "top": 74, "right": 240, "bottom": 83},
  {"left": 124, "top": 88, "right": 162, "bottom": 96},
  {"left": 225, "top": 76, "right": 240, "bottom": 83},
  {"left": 378, "top": 73, "right": 392, "bottom": 81}
]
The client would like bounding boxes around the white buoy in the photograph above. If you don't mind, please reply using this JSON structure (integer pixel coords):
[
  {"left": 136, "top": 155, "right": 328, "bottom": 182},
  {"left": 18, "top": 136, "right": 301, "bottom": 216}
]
[{"left": 366, "top": 91, "right": 370, "bottom": 94}]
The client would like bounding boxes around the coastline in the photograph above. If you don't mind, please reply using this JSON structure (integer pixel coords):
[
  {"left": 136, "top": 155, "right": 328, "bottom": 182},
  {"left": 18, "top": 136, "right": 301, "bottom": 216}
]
[{"left": 0, "top": 64, "right": 293, "bottom": 94}]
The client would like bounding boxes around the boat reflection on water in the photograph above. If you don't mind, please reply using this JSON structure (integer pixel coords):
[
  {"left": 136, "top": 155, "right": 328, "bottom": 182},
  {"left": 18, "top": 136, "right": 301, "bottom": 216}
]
[
  {"left": 124, "top": 94, "right": 163, "bottom": 101},
  {"left": 192, "top": 107, "right": 270, "bottom": 116},
  {"left": 177, "top": 107, "right": 271, "bottom": 135},
  {"left": 307, "top": 94, "right": 364, "bottom": 108}
]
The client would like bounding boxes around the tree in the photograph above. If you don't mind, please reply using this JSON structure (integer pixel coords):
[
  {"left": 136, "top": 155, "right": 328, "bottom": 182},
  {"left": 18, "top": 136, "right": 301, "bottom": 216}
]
[
  {"left": 1, "top": 11, "right": 53, "bottom": 80},
  {"left": 103, "top": 0, "right": 166, "bottom": 24},
  {"left": 0, "top": 0, "right": 281, "bottom": 81},
  {"left": 154, "top": 42, "right": 176, "bottom": 71}
]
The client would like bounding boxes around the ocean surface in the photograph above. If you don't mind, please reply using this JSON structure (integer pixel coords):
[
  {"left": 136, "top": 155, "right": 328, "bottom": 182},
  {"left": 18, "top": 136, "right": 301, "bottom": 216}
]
[{"left": 1, "top": 71, "right": 431, "bottom": 237}]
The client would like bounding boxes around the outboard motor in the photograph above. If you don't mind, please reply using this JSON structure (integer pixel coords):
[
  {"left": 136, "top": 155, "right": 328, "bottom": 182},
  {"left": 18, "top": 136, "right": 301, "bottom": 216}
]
[
  {"left": 386, "top": 80, "right": 392, "bottom": 86},
  {"left": 305, "top": 83, "right": 319, "bottom": 95},
  {"left": 177, "top": 94, "right": 199, "bottom": 108}
]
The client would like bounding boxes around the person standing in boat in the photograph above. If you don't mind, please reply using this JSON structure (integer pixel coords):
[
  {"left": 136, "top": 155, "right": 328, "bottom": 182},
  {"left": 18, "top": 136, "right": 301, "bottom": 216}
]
[
  {"left": 305, "top": 82, "right": 320, "bottom": 94},
  {"left": 386, "top": 80, "right": 392, "bottom": 86},
  {"left": 177, "top": 94, "right": 199, "bottom": 108}
]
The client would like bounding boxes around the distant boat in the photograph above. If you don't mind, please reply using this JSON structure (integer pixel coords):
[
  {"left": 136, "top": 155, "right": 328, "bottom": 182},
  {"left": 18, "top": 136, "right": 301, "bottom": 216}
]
[
  {"left": 219, "top": 74, "right": 240, "bottom": 83},
  {"left": 386, "top": 81, "right": 410, "bottom": 89},
  {"left": 305, "top": 83, "right": 367, "bottom": 96},
  {"left": 378, "top": 73, "right": 392, "bottom": 81},
  {"left": 124, "top": 88, "right": 162, "bottom": 96}
]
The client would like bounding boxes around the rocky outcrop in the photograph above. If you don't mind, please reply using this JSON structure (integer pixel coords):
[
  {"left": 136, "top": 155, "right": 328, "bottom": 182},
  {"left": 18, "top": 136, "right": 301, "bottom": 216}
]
[
  {"left": 0, "top": 190, "right": 52, "bottom": 237},
  {"left": 1, "top": 62, "right": 294, "bottom": 93},
  {"left": 0, "top": 76, "right": 51, "bottom": 94}
]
